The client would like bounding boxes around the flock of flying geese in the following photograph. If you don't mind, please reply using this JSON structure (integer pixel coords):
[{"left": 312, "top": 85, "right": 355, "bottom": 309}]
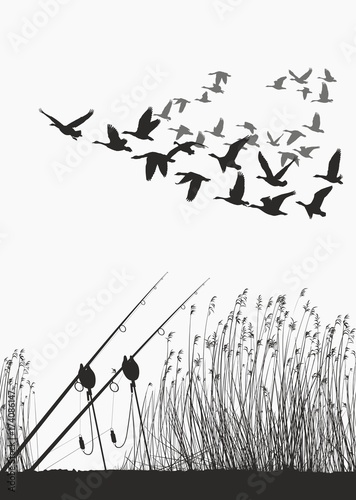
[{"left": 39, "top": 68, "right": 342, "bottom": 218}]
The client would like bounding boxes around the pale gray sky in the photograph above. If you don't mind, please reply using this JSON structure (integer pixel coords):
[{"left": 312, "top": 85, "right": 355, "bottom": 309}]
[{"left": 1, "top": 0, "right": 355, "bottom": 470}]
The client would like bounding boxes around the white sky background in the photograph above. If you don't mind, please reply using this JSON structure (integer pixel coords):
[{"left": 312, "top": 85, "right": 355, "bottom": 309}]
[{"left": 1, "top": 0, "right": 356, "bottom": 471}]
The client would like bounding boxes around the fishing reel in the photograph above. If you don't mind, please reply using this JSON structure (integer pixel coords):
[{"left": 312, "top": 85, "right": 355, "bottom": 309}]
[
  {"left": 77, "top": 363, "right": 96, "bottom": 396},
  {"left": 122, "top": 355, "right": 139, "bottom": 392}
]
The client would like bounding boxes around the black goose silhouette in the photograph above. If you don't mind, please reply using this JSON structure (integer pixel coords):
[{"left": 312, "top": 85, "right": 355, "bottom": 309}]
[
  {"left": 39, "top": 108, "right": 94, "bottom": 140},
  {"left": 311, "top": 83, "right": 333, "bottom": 103},
  {"left": 195, "top": 91, "right": 211, "bottom": 103},
  {"left": 123, "top": 107, "right": 160, "bottom": 140},
  {"left": 175, "top": 172, "right": 210, "bottom": 201},
  {"left": 93, "top": 125, "right": 132, "bottom": 151},
  {"left": 209, "top": 136, "right": 250, "bottom": 172},
  {"left": 214, "top": 172, "right": 249, "bottom": 206},
  {"left": 169, "top": 141, "right": 206, "bottom": 156},
  {"left": 78, "top": 363, "right": 96, "bottom": 390},
  {"left": 174, "top": 98, "right": 191, "bottom": 113},
  {"left": 303, "top": 112, "right": 324, "bottom": 133},
  {"left": 202, "top": 83, "right": 224, "bottom": 94},
  {"left": 257, "top": 152, "right": 296, "bottom": 187},
  {"left": 154, "top": 100, "right": 173, "bottom": 121},
  {"left": 205, "top": 118, "right": 225, "bottom": 138},
  {"left": 250, "top": 191, "right": 296, "bottom": 216},
  {"left": 132, "top": 151, "right": 176, "bottom": 180},
  {"left": 289, "top": 68, "right": 312, "bottom": 84},
  {"left": 266, "top": 131, "right": 284, "bottom": 146},
  {"left": 208, "top": 71, "right": 231, "bottom": 85},
  {"left": 266, "top": 77, "right": 287, "bottom": 90},
  {"left": 122, "top": 356, "right": 139, "bottom": 382},
  {"left": 314, "top": 149, "right": 342, "bottom": 184},
  {"left": 296, "top": 186, "right": 333, "bottom": 218},
  {"left": 168, "top": 125, "right": 194, "bottom": 140},
  {"left": 318, "top": 69, "right": 336, "bottom": 83}
]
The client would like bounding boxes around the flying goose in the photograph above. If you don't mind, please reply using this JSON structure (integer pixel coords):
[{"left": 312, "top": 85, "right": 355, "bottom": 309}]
[
  {"left": 202, "top": 83, "right": 224, "bottom": 94},
  {"left": 208, "top": 71, "right": 231, "bottom": 85},
  {"left": 168, "top": 125, "right": 194, "bottom": 140},
  {"left": 293, "top": 146, "right": 320, "bottom": 158},
  {"left": 123, "top": 107, "right": 160, "bottom": 140},
  {"left": 132, "top": 151, "right": 176, "bottom": 180},
  {"left": 311, "top": 83, "right": 333, "bottom": 103},
  {"left": 154, "top": 100, "right": 173, "bottom": 121},
  {"left": 289, "top": 68, "right": 313, "bottom": 84},
  {"left": 194, "top": 131, "right": 206, "bottom": 148},
  {"left": 318, "top": 69, "right": 336, "bottom": 83},
  {"left": 257, "top": 152, "right": 296, "bottom": 187},
  {"left": 297, "top": 87, "right": 312, "bottom": 100},
  {"left": 175, "top": 172, "right": 210, "bottom": 201},
  {"left": 39, "top": 108, "right": 94, "bottom": 140},
  {"left": 283, "top": 130, "right": 306, "bottom": 145},
  {"left": 303, "top": 112, "right": 324, "bottom": 133},
  {"left": 195, "top": 91, "right": 211, "bottom": 103},
  {"left": 174, "top": 98, "right": 191, "bottom": 113},
  {"left": 169, "top": 141, "right": 206, "bottom": 156},
  {"left": 266, "top": 131, "right": 284, "bottom": 146},
  {"left": 205, "top": 118, "right": 225, "bottom": 138},
  {"left": 209, "top": 136, "right": 250, "bottom": 172},
  {"left": 250, "top": 191, "right": 296, "bottom": 216},
  {"left": 296, "top": 186, "right": 333, "bottom": 218},
  {"left": 266, "top": 76, "right": 287, "bottom": 90},
  {"left": 93, "top": 124, "right": 132, "bottom": 151},
  {"left": 278, "top": 151, "right": 300, "bottom": 167},
  {"left": 236, "top": 122, "right": 257, "bottom": 134},
  {"left": 314, "top": 149, "right": 342, "bottom": 184},
  {"left": 214, "top": 172, "right": 249, "bottom": 206}
]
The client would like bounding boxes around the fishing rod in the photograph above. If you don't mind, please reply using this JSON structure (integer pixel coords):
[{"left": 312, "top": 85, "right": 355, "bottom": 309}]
[
  {"left": 1, "top": 272, "right": 168, "bottom": 472},
  {"left": 29, "top": 278, "right": 210, "bottom": 471}
]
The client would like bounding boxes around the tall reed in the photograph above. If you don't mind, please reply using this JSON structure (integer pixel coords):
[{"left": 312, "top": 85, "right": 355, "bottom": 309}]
[
  {"left": 123, "top": 290, "right": 356, "bottom": 472},
  {"left": 0, "top": 349, "right": 36, "bottom": 470}
]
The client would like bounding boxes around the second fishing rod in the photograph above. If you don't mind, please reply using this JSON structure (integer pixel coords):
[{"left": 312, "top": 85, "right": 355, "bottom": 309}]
[
  {"left": 29, "top": 278, "right": 210, "bottom": 470},
  {"left": 1, "top": 272, "right": 168, "bottom": 472}
]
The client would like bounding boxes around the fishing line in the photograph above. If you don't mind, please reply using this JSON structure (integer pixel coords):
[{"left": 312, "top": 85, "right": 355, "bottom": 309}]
[
  {"left": 80, "top": 393, "right": 95, "bottom": 456},
  {"left": 79, "top": 389, "right": 82, "bottom": 436},
  {"left": 110, "top": 389, "right": 115, "bottom": 429},
  {"left": 110, "top": 393, "right": 133, "bottom": 449},
  {"left": 75, "top": 374, "right": 95, "bottom": 458},
  {"left": 109, "top": 372, "right": 133, "bottom": 449},
  {"left": 44, "top": 429, "right": 110, "bottom": 470},
  {"left": 52, "top": 434, "right": 79, "bottom": 452},
  {"left": 109, "top": 372, "right": 123, "bottom": 429}
]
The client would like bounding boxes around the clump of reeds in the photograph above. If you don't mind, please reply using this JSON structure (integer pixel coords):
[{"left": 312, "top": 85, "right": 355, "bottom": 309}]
[
  {"left": 0, "top": 349, "right": 36, "bottom": 470},
  {"left": 122, "top": 290, "right": 356, "bottom": 472}
]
